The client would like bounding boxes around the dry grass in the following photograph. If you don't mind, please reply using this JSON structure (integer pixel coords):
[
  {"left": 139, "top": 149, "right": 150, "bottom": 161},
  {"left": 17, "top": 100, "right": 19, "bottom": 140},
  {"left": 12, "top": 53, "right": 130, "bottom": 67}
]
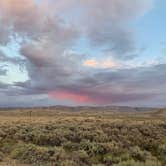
[{"left": 0, "top": 108, "right": 165, "bottom": 166}]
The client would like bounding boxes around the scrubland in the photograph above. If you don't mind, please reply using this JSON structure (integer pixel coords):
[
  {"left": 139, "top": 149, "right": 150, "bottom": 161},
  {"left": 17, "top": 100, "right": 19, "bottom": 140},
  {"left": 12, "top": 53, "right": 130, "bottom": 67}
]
[{"left": 0, "top": 108, "right": 165, "bottom": 166}]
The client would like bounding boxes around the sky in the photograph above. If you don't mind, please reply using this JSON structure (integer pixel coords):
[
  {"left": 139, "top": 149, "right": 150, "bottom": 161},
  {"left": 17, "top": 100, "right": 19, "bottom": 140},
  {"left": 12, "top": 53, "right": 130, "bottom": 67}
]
[{"left": 0, "top": 0, "right": 166, "bottom": 107}]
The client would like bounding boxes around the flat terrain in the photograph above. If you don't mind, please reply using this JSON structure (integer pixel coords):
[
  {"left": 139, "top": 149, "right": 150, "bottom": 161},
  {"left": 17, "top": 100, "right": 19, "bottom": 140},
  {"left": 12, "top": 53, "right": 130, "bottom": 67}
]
[{"left": 0, "top": 108, "right": 166, "bottom": 166}]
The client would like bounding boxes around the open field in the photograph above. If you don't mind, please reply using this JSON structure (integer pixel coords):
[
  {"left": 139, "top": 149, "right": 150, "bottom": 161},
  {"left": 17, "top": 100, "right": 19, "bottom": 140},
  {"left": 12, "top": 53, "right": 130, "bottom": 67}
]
[{"left": 0, "top": 107, "right": 166, "bottom": 166}]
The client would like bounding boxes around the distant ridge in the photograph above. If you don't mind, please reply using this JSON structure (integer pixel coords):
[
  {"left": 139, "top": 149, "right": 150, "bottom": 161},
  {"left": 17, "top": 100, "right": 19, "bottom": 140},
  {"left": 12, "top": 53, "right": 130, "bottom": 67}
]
[{"left": 0, "top": 105, "right": 158, "bottom": 112}]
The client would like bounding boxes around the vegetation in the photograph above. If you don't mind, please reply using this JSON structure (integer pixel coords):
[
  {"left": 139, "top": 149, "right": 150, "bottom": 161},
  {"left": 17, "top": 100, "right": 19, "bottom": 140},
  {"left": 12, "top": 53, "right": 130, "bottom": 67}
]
[{"left": 0, "top": 108, "right": 165, "bottom": 165}]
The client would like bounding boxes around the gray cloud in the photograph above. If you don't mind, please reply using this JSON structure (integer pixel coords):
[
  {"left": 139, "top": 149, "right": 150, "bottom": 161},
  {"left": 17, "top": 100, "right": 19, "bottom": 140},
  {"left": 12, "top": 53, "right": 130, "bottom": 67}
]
[
  {"left": 84, "top": 0, "right": 153, "bottom": 59},
  {"left": 0, "top": 81, "right": 9, "bottom": 89},
  {"left": 0, "top": 51, "right": 8, "bottom": 76},
  {"left": 0, "top": 69, "right": 7, "bottom": 76},
  {"left": 0, "top": 0, "right": 78, "bottom": 45},
  {"left": 1, "top": 0, "right": 166, "bottom": 107},
  {"left": 0, "top": 50, "right": 25, "bottom": 66},
  {"left": 53, "top": 64, "right": 166, "bottom": 105},
  {"left": 0, "top": 0, "right": 154, "bottom": 57},
  {"left": 10, "top": 63, "right": 166, "bottom": 107},
  {"left": 0, "top": 0, "right": 153, "bottom": 59},
  {"left": 51, "top": 0, "right": 153, "bottom": 59},
  {"left": 0, "top": 93, "right": 61, "bottom": 107}
]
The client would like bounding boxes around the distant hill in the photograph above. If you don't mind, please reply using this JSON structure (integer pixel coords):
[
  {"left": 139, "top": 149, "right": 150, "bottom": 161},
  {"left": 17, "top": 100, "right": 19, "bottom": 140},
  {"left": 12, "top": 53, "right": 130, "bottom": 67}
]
[
  {"left": 150, "top": 108, "right": 166, "bottom": 118},
  {"left": 0, "top": 105, "right": 158, "bottom": 112}
]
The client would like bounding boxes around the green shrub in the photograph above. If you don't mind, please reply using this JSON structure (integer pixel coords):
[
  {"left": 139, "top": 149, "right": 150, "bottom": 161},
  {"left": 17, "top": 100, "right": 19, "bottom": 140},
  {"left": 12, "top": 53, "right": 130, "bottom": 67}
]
[
  {"left": 0, "top": 111, "right": 165, "bottom": 165},
  {"left": 11, "top": 143, "right": 56, "bottom": 164},
  {"left": 72, "top": 150, "right": 90, "bottom": 164},
  {"left": 60, "top": 160, "right": 78, "bottom": 166},
  {"left": 129, "top": 146, "right": 148, "bottom": 161},
  {"left": 63, "top": 141, "right": 80, "bottom": 151},
  {"left": 0, "top": 139, "right": 16, "bottom": 154},
  {"left": 50, "top": 147, "right": 68, "bottom": 162},
  {"left": 157, "top": 143, "right": 166, "bottom": 165},
  {"left": 103, "top": 153, "right": 121, "bottom": 164},
  {"left": 0, "top": 151, "right": 4, "bottom": 162},
  {"left": 114, "top": 159, "right": 162, "bottom": 166}
]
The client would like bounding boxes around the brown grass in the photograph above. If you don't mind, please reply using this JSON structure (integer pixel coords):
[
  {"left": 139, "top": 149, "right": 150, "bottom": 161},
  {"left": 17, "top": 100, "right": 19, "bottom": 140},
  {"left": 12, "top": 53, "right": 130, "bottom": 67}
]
[{"left": 0, "top": 108, "right": 165, "bottom": 166}]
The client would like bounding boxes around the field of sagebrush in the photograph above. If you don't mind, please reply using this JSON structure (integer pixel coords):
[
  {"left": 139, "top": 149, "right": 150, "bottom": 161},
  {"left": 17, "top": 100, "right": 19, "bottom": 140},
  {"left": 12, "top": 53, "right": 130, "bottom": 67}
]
[{"left": 0, "top": 108, "right": 166, "bottom": 166}]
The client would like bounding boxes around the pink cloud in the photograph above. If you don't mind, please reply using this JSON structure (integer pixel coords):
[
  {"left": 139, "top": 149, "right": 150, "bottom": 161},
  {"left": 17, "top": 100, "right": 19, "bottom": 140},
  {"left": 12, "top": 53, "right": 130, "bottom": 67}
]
[
  {"left": 48, "top": 89, "right": 117, "bottom": 105},
  {"left": 83, "top": 58, "right": 119, "bottom": 68},
  {"left": 49, "top": 90, "right": 92, "bottom": 104}
]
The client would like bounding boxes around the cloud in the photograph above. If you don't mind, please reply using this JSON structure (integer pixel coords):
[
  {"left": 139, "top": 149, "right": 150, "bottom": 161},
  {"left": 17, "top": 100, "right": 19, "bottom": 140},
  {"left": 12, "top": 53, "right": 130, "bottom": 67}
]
[
  {"left": 0, "top": 82, "right": 9, "bottom": 89},
  {"left": 51, "top": 0, "right": 153, "bottom": 58},
  {"left": 83, "top": 0, "right": 153, "bottom": 58},
  {"left": 83, "top": 58, "right": 118, "bottom": 69},
  {"left": 13, "top": 63, "right": 166, "bottom": 106},
  {"left": 0, "top": 92, "right": 60, "bottom": 107},
  {"left": 0, "top": 0, "right": 78, "bottom": 44},
  {"left": 0, "top": 0, "right": 81, "bottom": 90},
  {"left": 19, "top": 39, "right": 85, "bottom": 92},
  {"left": 49, "top": 64, "right": 166, "bottom": 105},
  {"left": 1, "top": 0, "right": 166, "bottom": 107},
  {"left": 49, "top": 90, "right": 90, "bottom": 104},
  {"left": 0, "top": 50, "right": 25, "bottom": 67},
  {"left": 0, "top": 69, "right": 7, "bottom": 76}
]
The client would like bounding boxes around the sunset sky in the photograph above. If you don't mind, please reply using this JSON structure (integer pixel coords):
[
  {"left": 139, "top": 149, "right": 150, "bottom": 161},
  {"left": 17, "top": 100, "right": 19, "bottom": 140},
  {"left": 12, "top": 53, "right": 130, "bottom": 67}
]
[{"left": 0, "top": 0, "right": 166, "bottom": 107}]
